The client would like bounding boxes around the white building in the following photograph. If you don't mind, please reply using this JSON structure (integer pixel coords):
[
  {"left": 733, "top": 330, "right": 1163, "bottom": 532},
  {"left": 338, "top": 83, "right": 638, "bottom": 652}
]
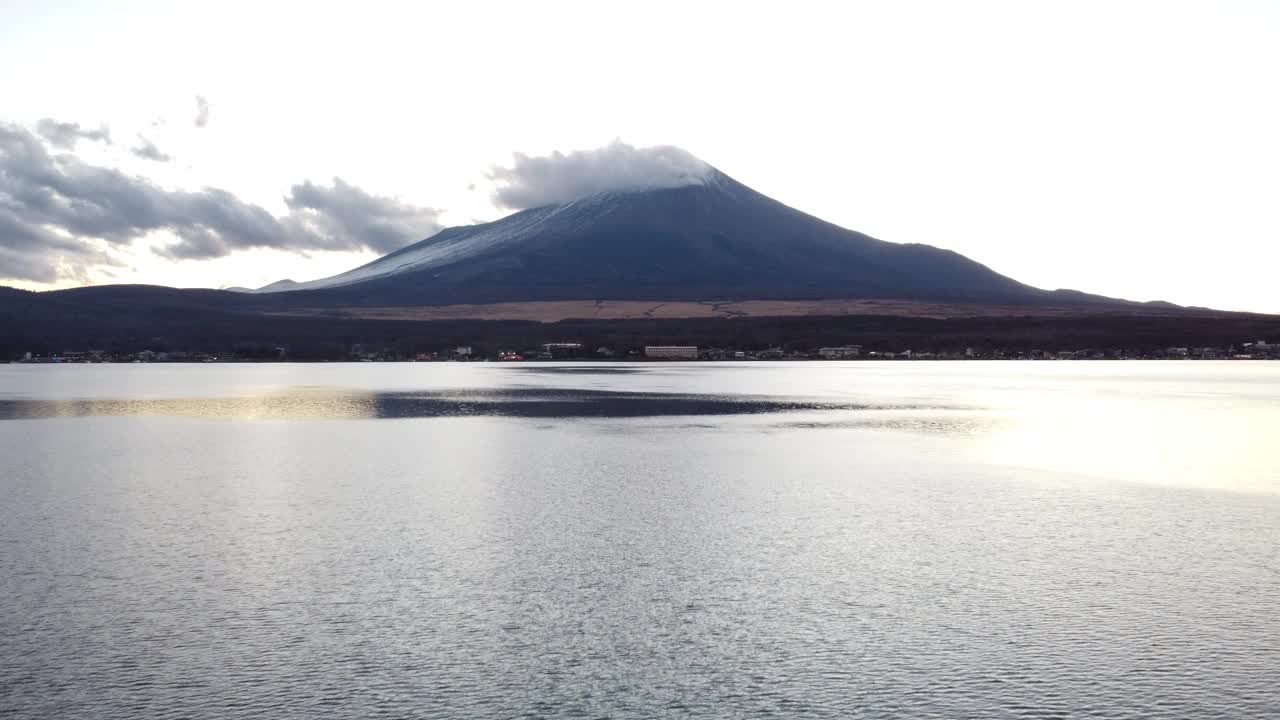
[{"left": 818, "top": 346, "right": 862, "bottom": 359}]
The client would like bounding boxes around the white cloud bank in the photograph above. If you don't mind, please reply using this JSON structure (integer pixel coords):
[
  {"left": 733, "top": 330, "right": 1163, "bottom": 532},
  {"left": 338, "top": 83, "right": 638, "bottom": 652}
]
[{"left": 489, "top": 140, "right": 713, "bottom": 210}]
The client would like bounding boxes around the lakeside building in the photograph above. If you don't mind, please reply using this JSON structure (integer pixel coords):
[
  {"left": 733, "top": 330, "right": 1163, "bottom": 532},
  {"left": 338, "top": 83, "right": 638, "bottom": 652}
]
[
  {"left": 818, "top": 346, "right": 863, "bottom": 359},
  {"left": 645, "top": 345, "right": 699, "bottom": 359},
  {"left": 542, "top": 343, "right": 584, "bottom": 359}
]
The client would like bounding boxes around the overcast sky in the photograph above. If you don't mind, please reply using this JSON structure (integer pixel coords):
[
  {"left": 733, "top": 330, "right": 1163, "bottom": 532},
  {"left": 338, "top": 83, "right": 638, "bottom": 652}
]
[{"left": 2, "top": 0, "right": 1277, "bottom": 312}]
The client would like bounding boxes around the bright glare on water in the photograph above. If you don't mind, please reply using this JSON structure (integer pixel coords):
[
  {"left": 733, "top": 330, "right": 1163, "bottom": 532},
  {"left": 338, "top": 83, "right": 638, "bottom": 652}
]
[{"left": 1, "top": 361, "right": 1278, "bottom": 718}]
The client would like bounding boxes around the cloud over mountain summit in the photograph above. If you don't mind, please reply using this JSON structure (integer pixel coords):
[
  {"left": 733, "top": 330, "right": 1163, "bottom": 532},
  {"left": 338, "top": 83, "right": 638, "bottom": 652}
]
[{"left": 490, "top": 140, "right": 712, "bottom": 210}]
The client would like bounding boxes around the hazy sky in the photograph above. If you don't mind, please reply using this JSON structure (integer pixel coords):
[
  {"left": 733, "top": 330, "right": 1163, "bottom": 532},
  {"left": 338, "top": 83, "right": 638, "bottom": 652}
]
[{"left": 2, "top": 0, "right": 1278, "bottom": 312}]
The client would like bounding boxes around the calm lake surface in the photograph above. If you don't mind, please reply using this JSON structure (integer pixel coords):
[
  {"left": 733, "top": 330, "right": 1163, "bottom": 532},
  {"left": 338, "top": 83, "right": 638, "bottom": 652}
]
[{"left": 2, "top": 361, "right": 1278, "bottom": 719}]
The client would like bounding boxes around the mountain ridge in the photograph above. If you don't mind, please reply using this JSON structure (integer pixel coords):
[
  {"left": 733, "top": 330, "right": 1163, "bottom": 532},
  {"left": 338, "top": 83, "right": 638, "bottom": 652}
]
[{"left": 246, "top": 169, "right": 1086, "bottom": 308}]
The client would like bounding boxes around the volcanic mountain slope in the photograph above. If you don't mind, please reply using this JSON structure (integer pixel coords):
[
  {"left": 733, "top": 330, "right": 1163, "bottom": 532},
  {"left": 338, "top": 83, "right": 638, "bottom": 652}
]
[{"left": 266, "top": 169, "right": 1074, "bottom": 307}]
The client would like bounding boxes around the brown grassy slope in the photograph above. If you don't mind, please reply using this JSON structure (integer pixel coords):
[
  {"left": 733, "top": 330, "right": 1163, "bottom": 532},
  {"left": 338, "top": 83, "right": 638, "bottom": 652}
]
[{"left": 268, "top": 298, "right": 1238, "bottom": 323}]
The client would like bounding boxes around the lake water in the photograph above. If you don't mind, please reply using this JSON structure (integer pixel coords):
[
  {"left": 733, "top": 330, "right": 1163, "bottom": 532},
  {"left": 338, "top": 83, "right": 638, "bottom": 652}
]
[{"left": 2, "top": 361, "right": 1278, "bottom": 718}]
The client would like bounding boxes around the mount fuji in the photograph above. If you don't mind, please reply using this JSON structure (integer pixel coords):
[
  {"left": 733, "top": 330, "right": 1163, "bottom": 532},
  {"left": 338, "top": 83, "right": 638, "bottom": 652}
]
[{"left": 248, "top": 167, "right": 1087, "bottom": 308}]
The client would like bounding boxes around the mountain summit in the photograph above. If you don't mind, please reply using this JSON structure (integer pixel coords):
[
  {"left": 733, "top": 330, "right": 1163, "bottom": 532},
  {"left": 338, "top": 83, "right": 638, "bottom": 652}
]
[{"left": 267, "top": 168, "right": 1053, "bottom": 307}]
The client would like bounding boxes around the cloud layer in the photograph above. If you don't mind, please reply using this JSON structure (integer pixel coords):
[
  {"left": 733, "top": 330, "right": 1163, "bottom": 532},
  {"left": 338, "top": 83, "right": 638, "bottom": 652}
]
[
  {"left": 35, "top": 118, "right": 112, "bottom": 149},
  {"left": 130, "top": 136, "right": 171, "bottom": 162},
  {"left": 282, "top": 179, "right": 443, "bottom": 257},
  {"left": 194, "top": 96, "right": 210, "bottom": 128},
  {"left": 490, "top": 140, "right": 712, "bottom": 209},
  {"left": 0, "top": 121, "right": 441, "bottom": 283}
]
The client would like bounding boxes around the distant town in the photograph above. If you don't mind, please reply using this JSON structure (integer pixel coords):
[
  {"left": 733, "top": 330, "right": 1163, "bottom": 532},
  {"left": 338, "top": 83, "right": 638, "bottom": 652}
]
[{"left": 11, "top": 339, "right": 1280, "bottom": 363}]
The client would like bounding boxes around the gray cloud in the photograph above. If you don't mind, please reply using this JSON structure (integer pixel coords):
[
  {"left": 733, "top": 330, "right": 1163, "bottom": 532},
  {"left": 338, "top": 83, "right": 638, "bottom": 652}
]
[
  {"left": 131, "top": 136, "right": 172, "bottom": 162},
  {"left": 283, "top": 178, "right": 445, "bottom": 256},
  {"left": 0, "top": 121, "right": 441, "bottom": 282},
  {"left": 194, "top": 96, "right": 210, "bottom": 128},
  {"left": 490, "top": 140, "right": 712, "bottom": 210},
  {"left": 0, "top": 207, "right": 121, "bottom": 284},
  {"left": 35, "top": 118, "right": 112, "bottom": 149}
]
